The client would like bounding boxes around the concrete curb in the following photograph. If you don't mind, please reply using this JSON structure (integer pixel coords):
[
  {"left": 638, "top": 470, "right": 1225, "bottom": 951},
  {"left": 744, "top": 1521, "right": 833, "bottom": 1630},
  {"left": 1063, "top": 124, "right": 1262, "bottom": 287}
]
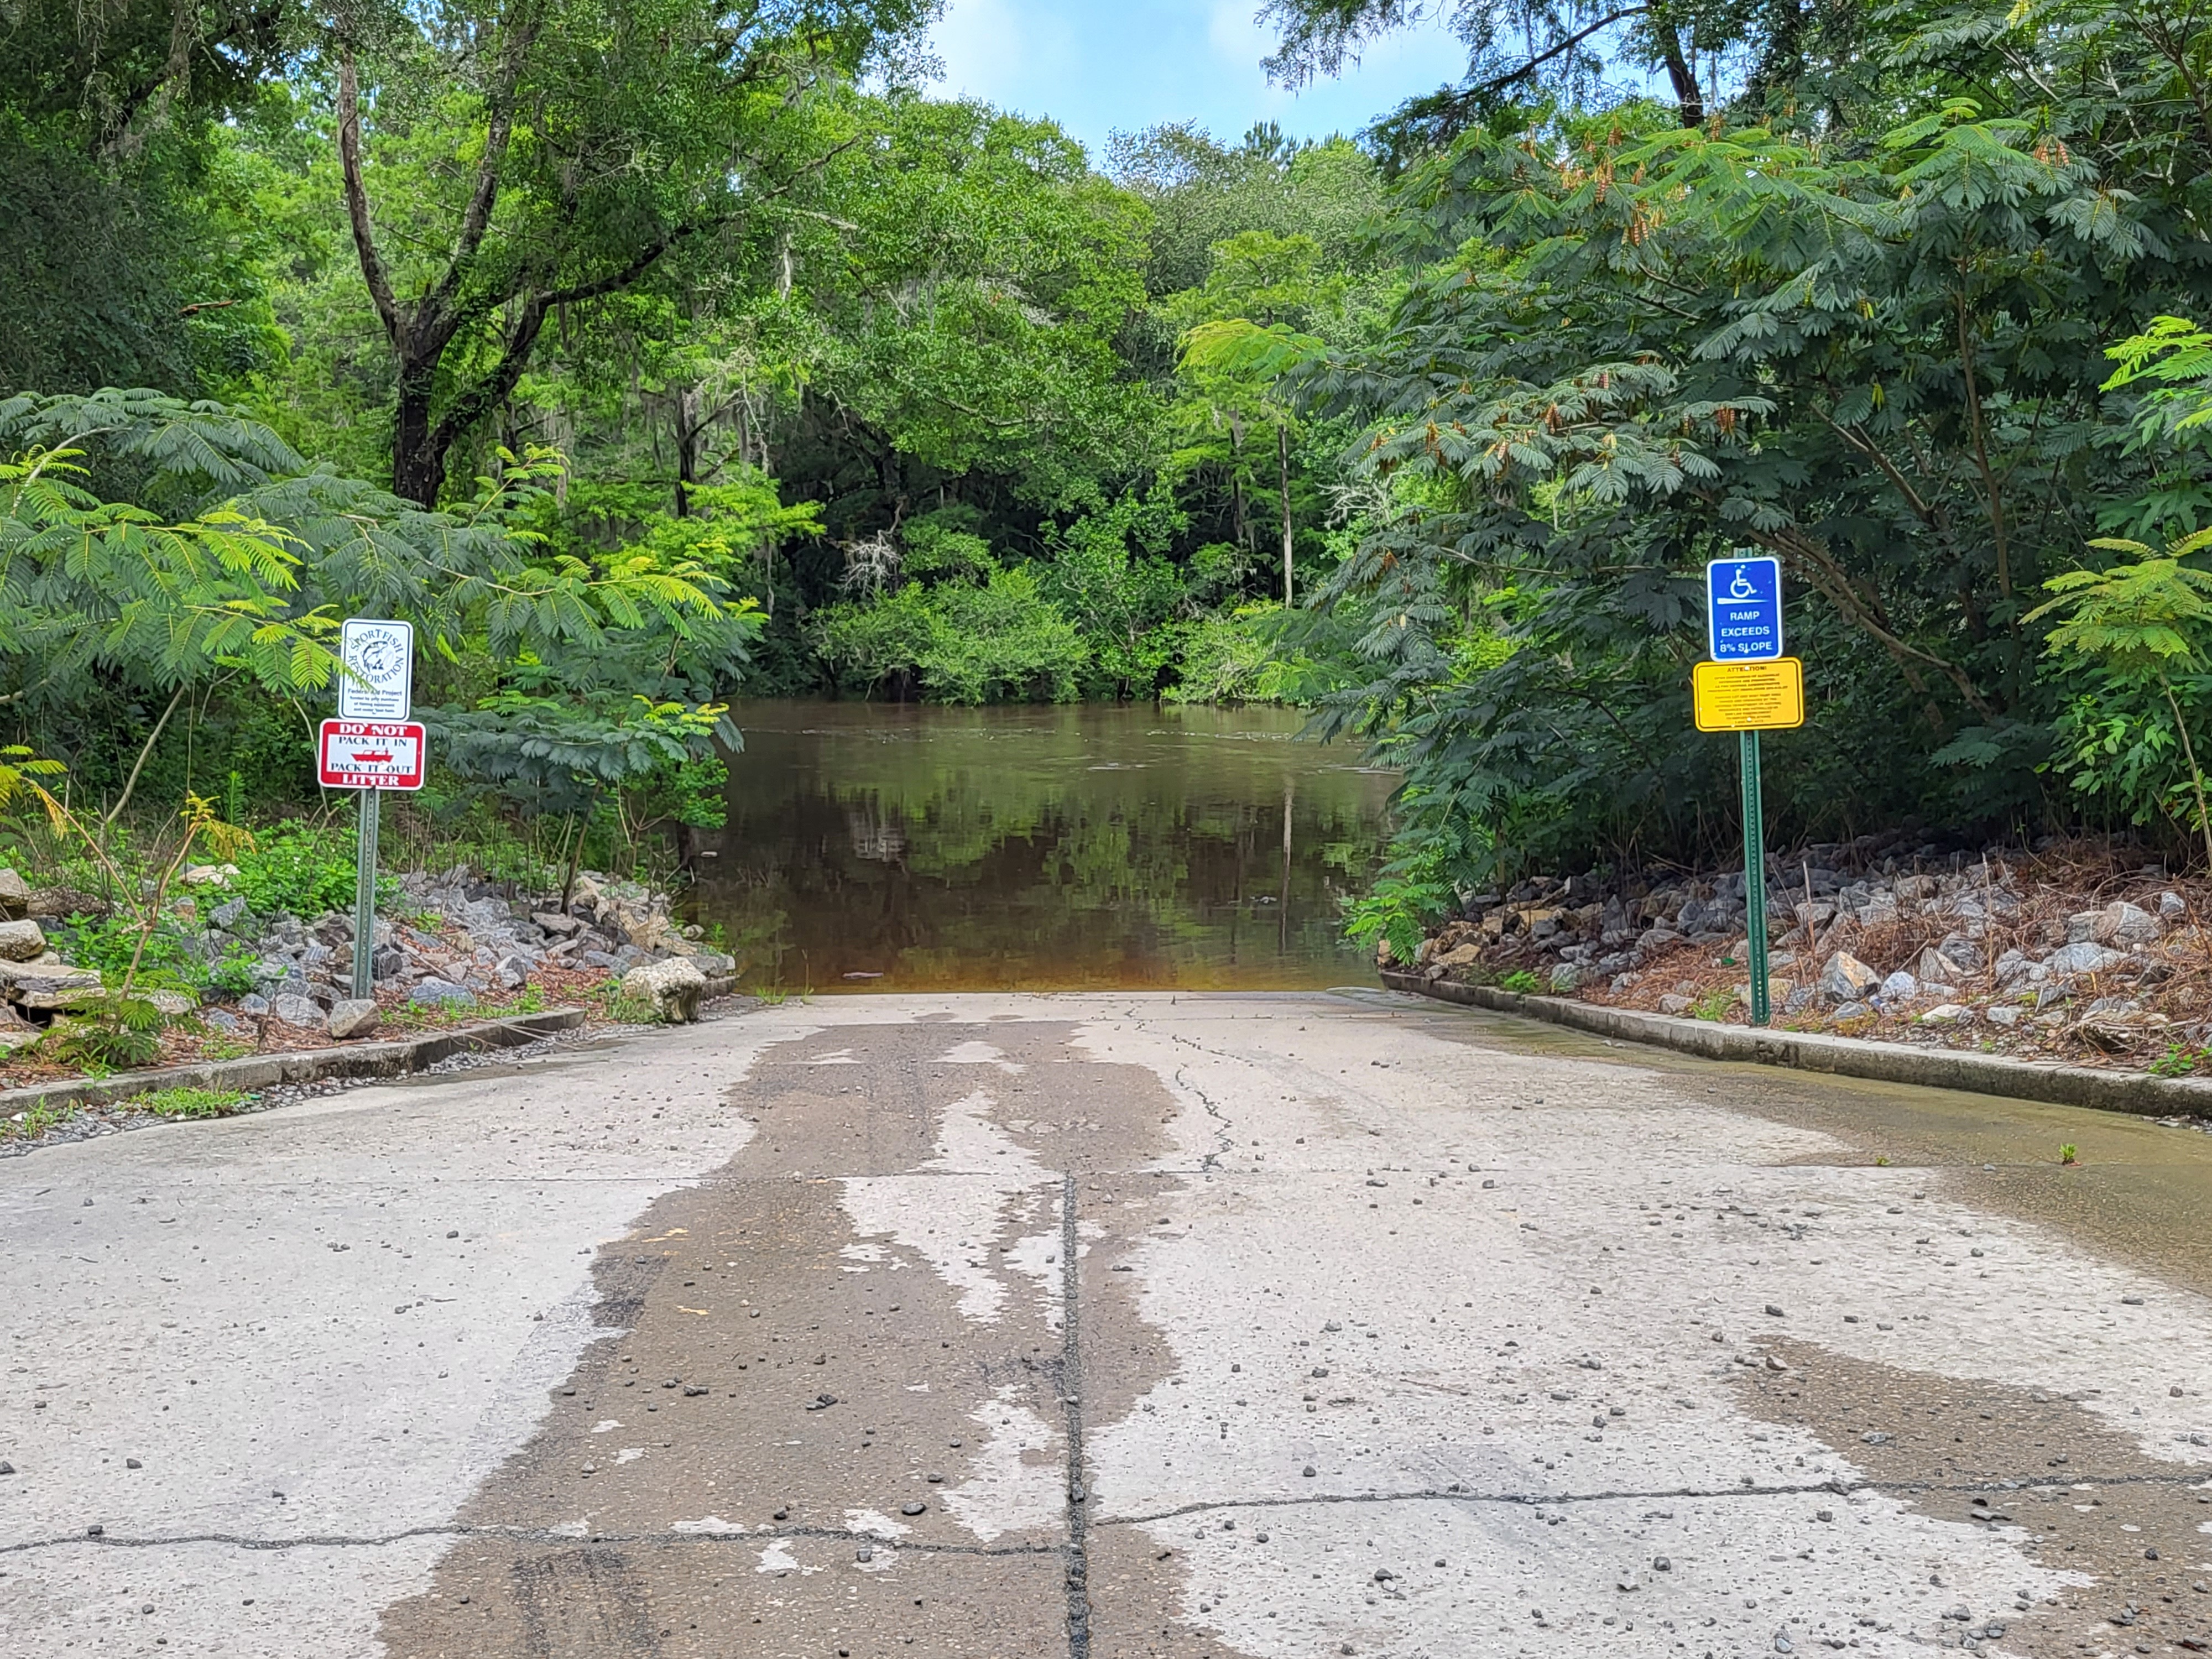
[
  {"left": 0, "top": 1009, "right": 591, "bottom": 1117},
  {"left": 1378, "top": 969, "right": 2212, "bottom": 1117}
]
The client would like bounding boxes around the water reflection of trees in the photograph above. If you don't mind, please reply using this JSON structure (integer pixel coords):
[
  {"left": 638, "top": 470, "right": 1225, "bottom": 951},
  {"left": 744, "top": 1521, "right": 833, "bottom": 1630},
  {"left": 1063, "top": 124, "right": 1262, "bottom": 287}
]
[{"left": 696, "top": 706, "right": 1392, "bottom": 990}]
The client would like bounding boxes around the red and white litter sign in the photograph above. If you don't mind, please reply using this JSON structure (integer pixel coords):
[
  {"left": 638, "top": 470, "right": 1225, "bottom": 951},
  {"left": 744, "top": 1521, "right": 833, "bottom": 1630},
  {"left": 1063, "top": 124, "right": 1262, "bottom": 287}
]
[{"left": 318, "top": 720, "right": 426, "bottom": 790}]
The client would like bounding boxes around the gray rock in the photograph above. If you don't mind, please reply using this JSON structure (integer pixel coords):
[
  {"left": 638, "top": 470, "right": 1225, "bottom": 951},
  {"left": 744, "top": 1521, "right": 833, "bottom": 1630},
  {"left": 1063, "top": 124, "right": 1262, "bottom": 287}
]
[
  {"left": 0, "top": 919, "right": 46, "bottom": 962},
  {"left": 238, "top": 993, "right": 270, "bottom": 1015},
  {"left": 144, "top": 990, "right": 197, "bottom": 1019},
  {"left": 270, "top": 993, "right": 321, "bottom": 1027},
  {"left": 1918, "top": 1004, "right": 1971, "bottom": 1025},
  {"left": 1833, "top": 1000, "right": 1874, "bottom": 1020},
  {"left": 410, "top": 978, "right": 475, "bottom": 1009},
  {"left": 202, "top": 1009, "right": 243, "bottom": 1034},
  {"left": 371, "top": 946, "right": 406, "bottom": 982},
  {"left": 1657, "top": 993, "right": 1693, "bottom": 1015},
  {"left": 1913, "top": 946, "right": 1956, "bottom": 985},
  {"left": 326, "top": 999, "right": 381, "bottom": 1040},
  {"left": 1818, "top": 951, "right": 1880, "bottom": 1005},
  {"left": 1985, "top": 1004, "right": 2022, "bottom": 1027},
  {"left": 208, "top": 896, "right": 249, "bottom": 931},
  {"left": 622, "top": 957, "right": 708, "bottom": 1023},
  {"left": 1992, "top": 948, "right": 2032, "bottom": 987},
  {"left": 2108, "top": 900, "right": 2163, "bottom": 946},
  {"left": 493, "top": 953, "right": 531, "bottom": 990},
  {"left": 2046, "top": 941, "right": 2127, "bottom": 975},
  {"left": 2161, "top": 890, "right": 2188, "bottom": 920},
  {"left": 532, "top": 911, "right": 582, "bottom": 937},
  {"left": 1936, "top": 931, "right": 1984, "bottom": 971},
  {"left": 1549, "top": 963, "right": 1583, "bottom": 994},
  {"left": 7, "top": 964, "right": 102, "bottom": 1009},
  {"left": 0, "top": 868, "right": 28, "bottom": 918},
  {"left": 1878, "top": 970, "right": 1919, "bottom": 1000}
]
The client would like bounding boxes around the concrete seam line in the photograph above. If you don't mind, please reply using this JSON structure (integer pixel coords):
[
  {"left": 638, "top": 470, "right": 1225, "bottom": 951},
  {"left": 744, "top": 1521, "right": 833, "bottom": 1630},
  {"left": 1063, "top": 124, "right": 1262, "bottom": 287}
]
[
  {"left": 1060, "top": 1170, "right": 1092, "bottom": 1659},
  {"left": 1092, "top": 1467, "right": 2212, "bottom": 1527},
  {"left": 1379, "top": 969, "right": 2212, "bottom": 1118},
  {"left": 0, "top": 1009, "right": 588, "bottom": 1117}
]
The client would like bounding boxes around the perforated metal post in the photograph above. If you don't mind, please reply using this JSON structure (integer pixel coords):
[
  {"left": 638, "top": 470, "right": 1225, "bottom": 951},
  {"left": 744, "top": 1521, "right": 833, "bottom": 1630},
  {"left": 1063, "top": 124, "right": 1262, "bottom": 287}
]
[
  {"left": 351, "top": 786, "right": 380, "bottom": 1000},
  {"left": 1740, "top": 730, "right": 1770, "bottom": 1026}
]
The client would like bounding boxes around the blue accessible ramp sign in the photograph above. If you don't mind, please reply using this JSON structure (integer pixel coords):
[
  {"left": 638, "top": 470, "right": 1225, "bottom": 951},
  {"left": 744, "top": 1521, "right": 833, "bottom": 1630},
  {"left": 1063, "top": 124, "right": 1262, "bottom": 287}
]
[{"left": 1707, "top": 555, "right": 1784, "bottom": 661}]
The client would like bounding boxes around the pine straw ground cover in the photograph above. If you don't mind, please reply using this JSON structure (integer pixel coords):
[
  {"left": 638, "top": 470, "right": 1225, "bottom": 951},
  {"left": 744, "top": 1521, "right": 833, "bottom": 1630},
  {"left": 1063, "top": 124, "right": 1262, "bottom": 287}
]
[{"left": 1420, "top": 841, "right": 2212, "bottom": 1077}]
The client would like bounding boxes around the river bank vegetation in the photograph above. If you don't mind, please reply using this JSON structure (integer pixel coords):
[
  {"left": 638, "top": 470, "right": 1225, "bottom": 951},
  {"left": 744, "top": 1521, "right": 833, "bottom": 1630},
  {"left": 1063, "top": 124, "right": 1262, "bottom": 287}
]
[{"left": 9, "top": 0, "right": 2212, "bottom": 961}]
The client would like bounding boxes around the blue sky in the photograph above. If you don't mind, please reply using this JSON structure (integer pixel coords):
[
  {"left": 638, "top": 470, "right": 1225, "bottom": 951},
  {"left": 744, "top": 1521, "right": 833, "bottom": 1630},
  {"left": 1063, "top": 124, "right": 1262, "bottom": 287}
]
[{"left": 925, "top": 1, "right": 1468, "bottom": 158}]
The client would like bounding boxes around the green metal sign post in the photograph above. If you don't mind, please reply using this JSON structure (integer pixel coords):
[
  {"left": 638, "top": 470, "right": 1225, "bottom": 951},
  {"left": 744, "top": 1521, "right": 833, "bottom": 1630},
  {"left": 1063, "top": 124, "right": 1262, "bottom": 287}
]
[
  {"left": 331, "top": 618, "right": 415, "bottom": 1002},
  {"left": 352, "top": 787, "right": 380, "bottom": 1000},
  {"left": 1703, "top": 556, "right": 1799, "bottom": 1029},
  {"left": 1739, "top": 731, "right": 1769, "bottom": 1026}
]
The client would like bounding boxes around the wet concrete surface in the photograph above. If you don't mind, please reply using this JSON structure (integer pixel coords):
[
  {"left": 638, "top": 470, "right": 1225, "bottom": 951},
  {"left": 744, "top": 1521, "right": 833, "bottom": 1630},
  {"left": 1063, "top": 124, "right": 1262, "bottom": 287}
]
[{"left": 6, "top": 990, "right": 2212, "bottom": 1657}]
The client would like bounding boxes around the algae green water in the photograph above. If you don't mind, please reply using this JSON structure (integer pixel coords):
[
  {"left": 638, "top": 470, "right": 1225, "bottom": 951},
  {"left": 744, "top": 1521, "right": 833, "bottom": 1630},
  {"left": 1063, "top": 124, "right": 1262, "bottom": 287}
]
[{"left": 691, "top": 700, "right": 1395, "bottom": 992}]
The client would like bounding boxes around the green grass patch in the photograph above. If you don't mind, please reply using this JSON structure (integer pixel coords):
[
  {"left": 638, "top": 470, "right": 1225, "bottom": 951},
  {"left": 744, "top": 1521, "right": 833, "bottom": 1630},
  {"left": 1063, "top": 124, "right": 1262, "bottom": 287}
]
[
  {"left": 598, "top": 985, "right": 664, "bottom": 1024},
  {"left": 1690, "top": 987, "right": 1734, "bottom": 1022},
  {"left": 137, "top": 1086, "right": 251, "bottom": 1119}
]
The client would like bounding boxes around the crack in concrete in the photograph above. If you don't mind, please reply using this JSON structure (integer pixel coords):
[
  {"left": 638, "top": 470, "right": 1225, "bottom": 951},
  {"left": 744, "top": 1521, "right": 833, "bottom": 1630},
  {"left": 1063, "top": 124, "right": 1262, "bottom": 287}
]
[
  {"left": 0, "top": 1523, "right": 1065, "bottom": 1559},
  {"left": 1172, "top": 1068, "right": 1233, "bottom": 1172},
  {"left": 1061, "top": 1170, "right": 1092, "bottom": 1659},
  {"left": 1093, "top": 1468, "right": 2212, "bottom": 1527}
]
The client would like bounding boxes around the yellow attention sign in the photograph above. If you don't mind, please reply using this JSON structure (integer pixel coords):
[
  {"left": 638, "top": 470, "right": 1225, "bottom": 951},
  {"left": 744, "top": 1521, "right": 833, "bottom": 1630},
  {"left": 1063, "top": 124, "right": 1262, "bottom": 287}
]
[{"left": 1693, "top": 658, "right": 1805, "bottom": 732}]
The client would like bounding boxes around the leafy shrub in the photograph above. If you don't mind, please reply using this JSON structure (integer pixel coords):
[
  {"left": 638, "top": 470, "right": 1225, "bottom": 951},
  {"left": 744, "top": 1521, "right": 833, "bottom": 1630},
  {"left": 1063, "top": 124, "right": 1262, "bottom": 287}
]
[
  {"left": 231, "top": 822, "right": 362, "bottom": 917},
  {"left": 209, "top": 947, "right": 262, "bottom": 998},
  {"left": 1496, "top": 969, "right": 1542, "bottom": 993},
  {"left": 815, "top": 567, "right": 1088, "bottom": 704},
  {"left": 50, "top": 911, "right": 206, "bottom": 989},
  {"left": 48, "top": 988, "right": 166, "bottom": 1069}
]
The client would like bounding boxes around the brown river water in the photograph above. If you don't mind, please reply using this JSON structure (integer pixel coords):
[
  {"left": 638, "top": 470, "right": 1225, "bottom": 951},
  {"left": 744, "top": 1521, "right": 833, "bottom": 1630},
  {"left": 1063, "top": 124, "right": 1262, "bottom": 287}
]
[{"left": 687, "top": 698, "right": 1395, "bottom": 992}]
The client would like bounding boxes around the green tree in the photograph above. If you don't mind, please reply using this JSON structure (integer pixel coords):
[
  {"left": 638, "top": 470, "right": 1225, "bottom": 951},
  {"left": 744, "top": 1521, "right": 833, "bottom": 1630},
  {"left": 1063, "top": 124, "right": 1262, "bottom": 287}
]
[
  {"left": 326, "top": 0, "right": 936, "bottom": 505},
  {"left": 2027, "top": 533, "right": 2212, "bottom": 869},
  {"left": 1172, "top": 230, "right": 1343, "bottom": 606}
]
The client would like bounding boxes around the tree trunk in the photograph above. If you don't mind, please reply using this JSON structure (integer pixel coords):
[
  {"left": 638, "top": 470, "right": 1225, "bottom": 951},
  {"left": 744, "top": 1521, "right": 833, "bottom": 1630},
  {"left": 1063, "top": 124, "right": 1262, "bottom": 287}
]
[
  {"left": 1277, "top": 422, "right": 1295, "bottom": 607},
  {"left": 392, "top": 367, "right": 444, "bottom": 508},
  {"left": 1229, "top": 416, "right": 1250, "bottom": 552},
  {"left": 1651, "top": 11, "right": 1705, "bottom": 127},
  {"left": 676, "top": 385, "right": 700, "bottom": 518}
]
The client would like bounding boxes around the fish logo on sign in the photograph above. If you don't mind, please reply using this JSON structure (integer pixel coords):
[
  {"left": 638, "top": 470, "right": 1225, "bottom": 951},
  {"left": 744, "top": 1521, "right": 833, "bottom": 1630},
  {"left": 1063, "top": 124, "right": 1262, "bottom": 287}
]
[
  {"left": 1706, "top": 556, "right": 1783, "bottom": 662},
  {"left": 338, "top": 618, "right": 415, "bottom": 721}
]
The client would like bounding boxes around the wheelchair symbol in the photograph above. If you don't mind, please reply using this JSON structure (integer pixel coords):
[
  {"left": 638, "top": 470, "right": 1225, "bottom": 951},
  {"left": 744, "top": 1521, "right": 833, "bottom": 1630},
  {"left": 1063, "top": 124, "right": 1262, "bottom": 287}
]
[{"left": 1728, "top": 566, "right": 1756, "bottom": 600}]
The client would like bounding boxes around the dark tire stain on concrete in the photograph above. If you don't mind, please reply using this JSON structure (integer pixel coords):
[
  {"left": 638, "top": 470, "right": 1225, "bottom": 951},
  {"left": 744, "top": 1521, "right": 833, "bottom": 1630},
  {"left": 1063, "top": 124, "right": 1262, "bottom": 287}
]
[
  {"left": 1739, "top": 1337, "right": 2212, "bottom": 1653},
  {"left": 375, "top": 1018, "right": 1263, "bottom": 1659}
]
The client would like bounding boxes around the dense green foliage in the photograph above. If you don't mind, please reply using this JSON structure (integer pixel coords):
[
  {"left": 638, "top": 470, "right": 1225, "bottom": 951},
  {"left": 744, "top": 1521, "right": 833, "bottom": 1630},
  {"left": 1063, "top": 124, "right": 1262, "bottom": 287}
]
[
  {"left": 1260, "top": 0, "right": 2212, "bottom": 946},
  {"left": 13, "top": 0, "right": 2212, "bottom": 935}
]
